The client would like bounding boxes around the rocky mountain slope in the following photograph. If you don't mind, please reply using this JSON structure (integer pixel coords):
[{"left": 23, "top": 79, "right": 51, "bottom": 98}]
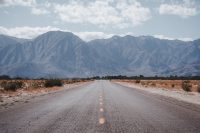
[{"left": 0, "top": 31, "right": 199, "bottom": 78}]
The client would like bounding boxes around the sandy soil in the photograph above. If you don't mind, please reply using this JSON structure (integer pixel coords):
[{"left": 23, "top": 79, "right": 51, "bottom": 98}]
[
  {"left": 114, "top": 81, "right": 200, "bottom": 105},
  {"left": 0, "top": 81, "right": 90, "bottom": 107},
  {"left": 114, "top": 79, "right": 200, "bottom": 92}
]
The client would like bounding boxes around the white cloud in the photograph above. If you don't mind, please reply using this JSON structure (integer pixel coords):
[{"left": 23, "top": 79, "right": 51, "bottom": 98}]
[
  {"left": 117, "top": 1, "right": 151, "bottom": 25},
  {"left": 43, "top": 1, "right": 51, "bottom": 8},
  {"left": 75, "top": 31, "right": 138, "bottom": 41},
  {"left": 159, "top": 4, "right": 198, "bottom": 18},
  {"left": 0, "top": 0, "right": 49, "bottom": 16},
  {"left": 0, "top": 0, "right": 151, "bottom": 28},
  {"left": 153, "top": 34, "right": 174, "bottom": 40},
  {"left": 154, "top": 34, "right": 193, "bottom": 41},
  {"left": 0, "top": 26, "right": 193, "bottom": 42},
  {"left": 31, "top": 7, "right": 49, "bottom": 15},
  {"left": 0, "top": 26, "right": 134, "bottom": 41},
  {"left": 75, "top": 31, "right": 114, "bottom": 41},
  {"left": 0, "top": 0, "right": 36, "bottom": 7},
  {"left": 54, "top": 1, "right": 121, "bottom": 26},
  {"left": 178, "top": 37, "right": 193, "bottom": 41},
  {"left": 0, "top": 26, "right": 60, "bottom": 39},
  {"left": 54, "top": 0, "right": 151, "bottom": 28},
  {"left": 0, "top": 26, "right": 114, "bottom": 41}
]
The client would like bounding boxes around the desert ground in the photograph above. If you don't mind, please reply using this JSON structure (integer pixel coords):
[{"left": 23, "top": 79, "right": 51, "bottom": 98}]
[
  {"left": 113, "top": 79, "right": 200, "bottom": 105},
  {"left": 114, "top": 79, "right": 200, "bottom": 92},
  {"left": 0, "top": 79, "right": 90, "bottom": 107}
]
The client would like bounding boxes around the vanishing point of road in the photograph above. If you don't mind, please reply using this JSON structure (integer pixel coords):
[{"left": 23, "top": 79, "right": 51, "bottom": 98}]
[{"left": 0, "top": 80, "right": 200, "bottom": 133}]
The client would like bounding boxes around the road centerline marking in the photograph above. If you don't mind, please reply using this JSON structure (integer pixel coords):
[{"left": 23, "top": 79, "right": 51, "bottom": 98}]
[
  {"left": 99, "top": 117, "right": 105, "bottom": 124},
  {"left": 100, "top": 108, "right": 104, "bottom": 112}
]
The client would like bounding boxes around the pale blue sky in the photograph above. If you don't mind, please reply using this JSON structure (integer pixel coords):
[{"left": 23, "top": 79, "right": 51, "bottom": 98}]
[{"left": 0, "top": 0, "right": 200, "bottom": 41}]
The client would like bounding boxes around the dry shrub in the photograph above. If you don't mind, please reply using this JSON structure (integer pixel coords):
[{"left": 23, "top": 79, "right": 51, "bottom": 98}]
[
  {"left": 171, "top": 84, "right": 175, "bottom": 88},
  {"left": 151, "top": 83, "right": 156, "bottom": 86},
  {"left": 135, "top": 80, "right": 140, "bottom": 84},
  {"left": 182, "top": 80, "right": 191, "bottom": 92},
  {"left": 30, "top": 82, "right": 43, "bottom": 89},
  {"left": 141, "top": 82, "right": 145, "bottom": 86},
  {"left": 2, "top": 81, "right": 23, "bottom": 91},
  {"left": 44, "top": 79, "right": 63, "bottom": 87},
  {"left": 197, "top": 84, "right": 200, "bottom": 93},
  {"left": 0, "top": 81, "right": 7, "bottom": 88}
]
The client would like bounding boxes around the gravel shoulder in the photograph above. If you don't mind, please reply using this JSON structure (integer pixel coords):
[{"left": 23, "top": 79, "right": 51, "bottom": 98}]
[
  {"left": 0, "top": 81, "right": 90, "bottom": 110},
  {"left": 114, "top": 81, "right": 200, "bottom": 105}
]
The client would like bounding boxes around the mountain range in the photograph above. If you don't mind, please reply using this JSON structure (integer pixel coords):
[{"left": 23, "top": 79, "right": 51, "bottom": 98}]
[{"left": 0, "top": 31, "right": 200, "bottom": 78}]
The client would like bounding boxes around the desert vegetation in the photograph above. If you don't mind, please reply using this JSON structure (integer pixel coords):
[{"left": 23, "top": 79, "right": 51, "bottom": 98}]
[
  {"left": 0, "top": 78, "right": 91, "bottom": 106},
  {"left": 115, "top": 79, "right": 200, "bottom": 92},
  {"left": 135, "top": 80, "right": 141, "bottom": 84},
  {"left": 197, "top": 84, "right": 200, "bottom": 93},
  {"left": 0, "top": 81, "right": 23, "bottom": 91},
  {"left": 44, "top": 79, "right": 63, "bottom": 87},
  {"left": 0, "top": 78, "right": 90, "bottom": 92},
  {"left": 182, "top": 80, "right": 192, "bottom": 92}
]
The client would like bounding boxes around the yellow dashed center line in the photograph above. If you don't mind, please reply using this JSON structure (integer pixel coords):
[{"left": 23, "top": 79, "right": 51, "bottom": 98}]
[
  {"left": 100, "top": 108, "right": 104, "bottom": 112},
  {"left": 99, "top": 117, "right": 105, "bottom": 124},
  {"left": 98, "top": 92, "right": 106, "bottom": 125}
]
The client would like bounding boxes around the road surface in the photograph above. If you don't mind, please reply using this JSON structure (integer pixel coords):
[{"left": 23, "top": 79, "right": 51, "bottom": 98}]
[{"left": 0, "top": 80, "right": 200, "bottom": 133}]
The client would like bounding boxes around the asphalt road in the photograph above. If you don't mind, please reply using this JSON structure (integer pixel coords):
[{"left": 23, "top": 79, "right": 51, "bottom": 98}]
[{"left": 0, "top": 80, "right": 200, "bottom": 133}]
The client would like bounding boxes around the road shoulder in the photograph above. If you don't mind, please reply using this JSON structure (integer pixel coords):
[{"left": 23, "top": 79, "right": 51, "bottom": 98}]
[
  {"left": 0, "top": 81, "right": 92, "bottom": 110},
  {"left": 114, "top": 81, "right": 200, "bottom": 106}
]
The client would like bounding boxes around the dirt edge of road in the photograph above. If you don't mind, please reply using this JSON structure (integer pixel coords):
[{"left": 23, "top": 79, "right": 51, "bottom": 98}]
[
  {"left": 0, "top": 81, "right": 92, "bottom": 109},
  {"left": 114, "top": 81, "right": 200, "bottom": 105}
]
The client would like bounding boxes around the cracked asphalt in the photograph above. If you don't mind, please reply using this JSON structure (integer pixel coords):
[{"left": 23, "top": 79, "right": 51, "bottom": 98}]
[{"left": 0, "top": 80, "right": 200, "bottom": 133}]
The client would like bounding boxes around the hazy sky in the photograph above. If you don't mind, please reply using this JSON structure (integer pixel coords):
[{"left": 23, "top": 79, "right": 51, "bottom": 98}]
[{"left": 0, "top": 0, "right": 200, "bottom": 41}]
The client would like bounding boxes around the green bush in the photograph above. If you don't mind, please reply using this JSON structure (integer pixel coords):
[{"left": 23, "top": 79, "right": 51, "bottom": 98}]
[
  {"left": 44, "top": 79, "right": 63, "bottom": 87},
  {"left": 3, "top": 81, "right": 23, "bottom": 91},
  {"left": 182, "top": 80, "right": 191, "bottom": 92}
]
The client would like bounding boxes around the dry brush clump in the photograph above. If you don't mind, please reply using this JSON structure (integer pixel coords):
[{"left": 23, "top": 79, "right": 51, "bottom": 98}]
[
  {"left": 171, "top": 84, "right": 175, "bottom": 88},
  {"left": 182, "top": 80, "right": 192, "bottom": 92},
  {"left": 120, "top": 79, "right": 200, "bottom": 92},
  {"left": 0, "top": 79, "right": 62, "bottom": 91},
  {"left": 135, "top": 80, "right": 141, "bottom": 84},
  {"left": 29, "top": 81, "right": 45, "bottom": 89},
  {"left": 44, "top": 79, "right": 63, "bottom": 87},
  {"left": 197, "top": 84, "right": 200, "bottom": 93},
  {"left": 0, "top": 81, "right": 23, "bottom": 91},
  {"left": 151, "top": 83, "right": 156, "bottom": 86},
  {"left": 0, "top": 79, "right": 91, "bottom": 92},
  {"left": 141, "top": 81, "right": 146, "bottom": 86}
]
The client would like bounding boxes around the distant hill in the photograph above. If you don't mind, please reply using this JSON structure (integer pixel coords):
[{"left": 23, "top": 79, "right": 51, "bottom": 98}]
[{"left": 0, "top": 31, "right": 199, "bottom": 78}]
